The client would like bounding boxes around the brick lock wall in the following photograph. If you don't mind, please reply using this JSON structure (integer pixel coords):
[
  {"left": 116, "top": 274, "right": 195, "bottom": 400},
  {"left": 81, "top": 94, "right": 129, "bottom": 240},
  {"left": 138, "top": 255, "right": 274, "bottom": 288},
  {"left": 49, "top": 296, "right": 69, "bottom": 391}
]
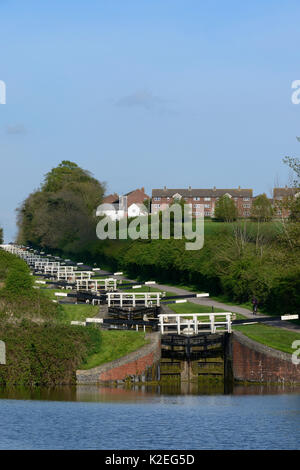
[
  {"left": 99, "top": 351, "right": 155, "bottom": 381},
  {"left": 76, "top": 333, "right": 161, "bottom": 384},
  {"left": 232, "top": 332, "right": 300, "bottom": 384}
]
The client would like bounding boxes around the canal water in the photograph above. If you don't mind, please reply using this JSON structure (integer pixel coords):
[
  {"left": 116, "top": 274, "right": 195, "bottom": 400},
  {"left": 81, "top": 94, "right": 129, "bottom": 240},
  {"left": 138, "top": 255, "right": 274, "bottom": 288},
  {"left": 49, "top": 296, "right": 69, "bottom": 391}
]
[{"left": 0, "top": 384, "right": 299, "bottom": 450}]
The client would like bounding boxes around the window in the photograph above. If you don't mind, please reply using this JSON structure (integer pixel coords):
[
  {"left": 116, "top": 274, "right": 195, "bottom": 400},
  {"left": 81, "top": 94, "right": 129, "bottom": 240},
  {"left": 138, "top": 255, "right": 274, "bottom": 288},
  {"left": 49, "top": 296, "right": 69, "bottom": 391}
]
[
  {"left": 204, "top": 197, "right": 211, "bottom": 201},
  {"left": 204, "top": 211, "right": 211, "bottom": 216},
  {"left": 243, "top": 197, "right": 250, "bottom": 201},
  {"left": 244, "top": 212, "right": 250, "bottom": 217},
  {"left": 154, "top": 204, "right": 160, "bottom": 208},
  {"left": 243, "top": 204, "right": 251, "bottom": 208},
  {"left": 194, "top": 204, "right": 201, "bottom": 208},
  {"left": 154, "top": 197, "right": 161, "bottom": 201},
  {"left": 193, "top": 197, "right": 200, "bottom": 201},
  {"left": 204, "top": 204, "right": 210, "bottom": 208}
]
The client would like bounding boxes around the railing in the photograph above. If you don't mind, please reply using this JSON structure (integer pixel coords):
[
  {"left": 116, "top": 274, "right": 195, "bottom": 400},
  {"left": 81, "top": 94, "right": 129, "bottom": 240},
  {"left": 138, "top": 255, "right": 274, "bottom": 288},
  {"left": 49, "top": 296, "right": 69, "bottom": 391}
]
[
  {"left": 107, "top": 292, "right": 161, "bottom": 307},
  {"left": 76, "top": 278, "right": 117, "bottom": 292},
  {"left": 158, "top": 313, "right": 232, "bottom": 335}
]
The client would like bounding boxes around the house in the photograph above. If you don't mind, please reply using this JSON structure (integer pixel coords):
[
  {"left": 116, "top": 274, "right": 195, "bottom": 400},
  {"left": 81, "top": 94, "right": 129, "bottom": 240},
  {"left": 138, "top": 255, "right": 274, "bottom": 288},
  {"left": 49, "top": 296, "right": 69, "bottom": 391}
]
[
  {"left": 128, "top": 203, "right": 149, "bottom": 218},
  {"left": 97, "top": 188, "right": 150, "bottom": 220},
  {"left": 151, "top": 186, "right": 253, "bottom": 218},
  {"left": 272, "top": 187, "right": 300, "bottom": 218}
]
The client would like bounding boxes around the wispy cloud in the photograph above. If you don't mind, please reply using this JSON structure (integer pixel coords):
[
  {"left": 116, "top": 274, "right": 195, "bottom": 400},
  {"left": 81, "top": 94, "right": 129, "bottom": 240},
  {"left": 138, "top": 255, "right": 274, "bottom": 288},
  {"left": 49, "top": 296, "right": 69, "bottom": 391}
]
[
  {"left": 116, "top": 90, "right": 165, "bottom": 110},
  {"left": 6, "top": 124, "right": 27, "bottom": 135}
]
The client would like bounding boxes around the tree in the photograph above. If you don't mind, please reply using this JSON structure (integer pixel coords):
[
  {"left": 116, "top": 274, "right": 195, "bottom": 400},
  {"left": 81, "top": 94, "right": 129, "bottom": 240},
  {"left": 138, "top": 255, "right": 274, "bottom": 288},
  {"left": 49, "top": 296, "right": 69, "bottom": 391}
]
[
  {"left": 251, "top": 193, "right": 273, "bottom": 222},
  {"left": 16, "top": 161, "right": 105, "bottom": 253},
  {"left": 289, "top": 195, "right": 300, "bottom": 222},
  {"left": 0, "top": 227, "right": 3, "bottom": 244},
  {"left": 283, "top": 156, "right": 300, "bottom": 187},
  {"left": 143, "top": 198, "right": 151, "bottom": 213},
  {"left": 278, "top": 154, "right": 300, "bottom": 249},
  {"left": 214, "top": 195, "right": 238, "bottom": 222},
  {"left": 282, "top": 155, "right": 300, "bottom": 220}
]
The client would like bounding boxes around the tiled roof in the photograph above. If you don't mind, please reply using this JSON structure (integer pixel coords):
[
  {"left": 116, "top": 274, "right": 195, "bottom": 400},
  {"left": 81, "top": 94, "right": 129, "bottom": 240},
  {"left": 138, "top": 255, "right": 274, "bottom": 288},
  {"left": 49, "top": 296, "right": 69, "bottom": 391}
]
[
  {"left": 273, "top": 187, "right": 300, "bottom": 198},
  {"left": 124, "top": 188, "right": 150, "bottom": 198},
  {"left": 102, "top": 193, "right": 119, "bottom": 204},
  {"left": 152, "top": 188, "right": 253, "bottom": 198}
]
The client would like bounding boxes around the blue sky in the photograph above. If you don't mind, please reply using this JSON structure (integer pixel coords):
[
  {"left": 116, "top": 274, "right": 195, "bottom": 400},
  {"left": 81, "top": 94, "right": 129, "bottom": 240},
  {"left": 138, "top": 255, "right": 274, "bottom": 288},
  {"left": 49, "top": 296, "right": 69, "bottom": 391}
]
[{"left": 1, "top": 0, "right": 300, "bottom": 241}]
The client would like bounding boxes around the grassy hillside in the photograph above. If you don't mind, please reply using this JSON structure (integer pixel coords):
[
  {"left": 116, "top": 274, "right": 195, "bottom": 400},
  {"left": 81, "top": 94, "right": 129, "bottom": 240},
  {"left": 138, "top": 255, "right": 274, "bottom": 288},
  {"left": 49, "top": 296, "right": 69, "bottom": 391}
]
[{"left": 0, "top": 250, "right": 147, "bottom": 386}]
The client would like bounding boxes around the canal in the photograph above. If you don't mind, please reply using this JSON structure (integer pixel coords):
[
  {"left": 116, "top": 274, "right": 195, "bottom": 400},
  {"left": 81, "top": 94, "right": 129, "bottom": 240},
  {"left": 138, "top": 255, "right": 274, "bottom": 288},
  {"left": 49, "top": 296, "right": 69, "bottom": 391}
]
[{"left": 0, "top": 384, "right": 299, "bottom": 450}]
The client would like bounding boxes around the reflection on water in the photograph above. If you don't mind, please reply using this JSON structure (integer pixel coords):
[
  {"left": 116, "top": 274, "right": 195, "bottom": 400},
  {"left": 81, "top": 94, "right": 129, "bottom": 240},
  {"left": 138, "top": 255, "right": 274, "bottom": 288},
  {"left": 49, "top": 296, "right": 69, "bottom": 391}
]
[
  {"left": 0, "top": 382, "right": 300, "bottom": 403},
  {"left": 0, "top": 384, "right": 299, "bottom": 449}
]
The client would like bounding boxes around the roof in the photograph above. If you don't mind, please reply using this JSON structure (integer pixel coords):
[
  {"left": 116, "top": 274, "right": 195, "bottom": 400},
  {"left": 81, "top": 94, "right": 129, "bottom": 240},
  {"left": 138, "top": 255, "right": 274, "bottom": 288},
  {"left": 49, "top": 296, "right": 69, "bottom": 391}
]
[
  {"left": 273, "top": 187, "right": 300, "bottom": 198},
  {"left": 152, "top": 188, "right": 253, "bottom": 198},
  {"left": 103, "top": 188, "right": 150, "bottom": 203},
  {"left": 102, "top": 193, "right": 119, "bottom": 204},
  {"left": 124, "top": 187, "right": 150, "bottom": 198}
]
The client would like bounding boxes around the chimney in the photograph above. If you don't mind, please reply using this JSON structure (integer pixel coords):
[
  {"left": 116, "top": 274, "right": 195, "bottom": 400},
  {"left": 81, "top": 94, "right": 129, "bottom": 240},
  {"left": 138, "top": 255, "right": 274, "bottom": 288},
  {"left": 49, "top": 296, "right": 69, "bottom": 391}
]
[
  {"left": 213, "top": 186, "right": 216, "bottom": 191},
  {"left": 164, "top": 186, "right": 167, "bottom": 191},
  {"left": 188, "top": 186, "right": 192, "bottom": 191},
  {"left": 141, "top": 187, "right": 145, "bottom": 193}
]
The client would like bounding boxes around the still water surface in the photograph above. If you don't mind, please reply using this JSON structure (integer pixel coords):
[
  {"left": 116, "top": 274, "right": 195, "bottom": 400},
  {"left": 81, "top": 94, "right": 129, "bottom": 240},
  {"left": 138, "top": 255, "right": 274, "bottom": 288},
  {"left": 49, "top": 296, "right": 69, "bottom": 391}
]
[{"left": 0, "top": 384, "right": 299, "bottom": 450}]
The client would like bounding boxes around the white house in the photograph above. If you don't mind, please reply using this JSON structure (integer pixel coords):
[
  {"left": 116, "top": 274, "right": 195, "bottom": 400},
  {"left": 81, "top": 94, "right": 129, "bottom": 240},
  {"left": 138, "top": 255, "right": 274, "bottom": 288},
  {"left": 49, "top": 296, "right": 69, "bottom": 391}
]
[{"left": 96, "top": 202, "right": 148, "bottom": 220}]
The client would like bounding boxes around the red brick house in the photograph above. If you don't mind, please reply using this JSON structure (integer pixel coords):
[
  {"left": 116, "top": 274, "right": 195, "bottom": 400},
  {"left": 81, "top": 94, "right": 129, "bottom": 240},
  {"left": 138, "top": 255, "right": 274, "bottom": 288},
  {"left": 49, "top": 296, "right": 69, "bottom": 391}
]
[
  {"left": 272, "top": 187, "right": 300, "bottom": 218},
  {"left": 99, "top": 188, "right": 150, "bottom": 219},
  {"left": 151, "top": 186, "right": 253, "bottom": 218}
]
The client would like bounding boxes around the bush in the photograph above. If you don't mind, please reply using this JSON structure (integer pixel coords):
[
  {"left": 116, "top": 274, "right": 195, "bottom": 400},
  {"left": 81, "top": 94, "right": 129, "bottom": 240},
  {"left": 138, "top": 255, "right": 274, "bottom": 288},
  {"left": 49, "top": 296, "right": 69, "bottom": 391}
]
[
  {"left": 0, "top": 320, "right": 102, "bottom": 386},
  {"left": 0, "top": 250, "right": 59, "bottom": 319},
  {"left": 4, "top": 266, "right": 34, "bottom": 299}
]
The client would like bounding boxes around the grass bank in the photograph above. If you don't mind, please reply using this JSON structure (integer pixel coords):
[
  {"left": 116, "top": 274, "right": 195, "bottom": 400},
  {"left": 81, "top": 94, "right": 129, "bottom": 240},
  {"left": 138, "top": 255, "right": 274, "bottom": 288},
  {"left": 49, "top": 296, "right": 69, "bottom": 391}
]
[
  {"left": 234, "top": 324, "right": 300, "bottom": 355},
  {"left": 79, "top": 330, "right": 149, "bottom": 370}
]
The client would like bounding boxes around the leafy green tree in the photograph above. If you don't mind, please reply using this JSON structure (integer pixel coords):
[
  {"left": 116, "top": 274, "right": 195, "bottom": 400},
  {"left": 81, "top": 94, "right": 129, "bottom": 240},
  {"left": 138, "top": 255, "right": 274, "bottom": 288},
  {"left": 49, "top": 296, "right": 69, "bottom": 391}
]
[
  {"left": 251, "top": 193, "right": 273, "bottom": 221},
  {"left": 17, "top": 161, "right": 105, "bottom": 253},
  {"left": 0, "top": 227, "right": 3, "bottom": 244},
  {"left": 214, "top": 195, "right": 238, "bottom": 222},
  {"left": 289, "top": 195, "right": 300, "bottom": 222},
  {"left": 42, "top": 160, "right": 105, "bottom": 214},
  {"left": 279, "top": 155, "right": 300, "bottom": 248}
]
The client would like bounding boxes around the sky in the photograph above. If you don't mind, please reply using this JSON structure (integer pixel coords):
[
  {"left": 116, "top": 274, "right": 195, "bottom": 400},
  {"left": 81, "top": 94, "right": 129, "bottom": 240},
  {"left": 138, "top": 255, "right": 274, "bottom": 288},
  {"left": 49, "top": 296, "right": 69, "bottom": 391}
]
[{"left": 1, "top": 0, "right": 300, "bottom": 241}]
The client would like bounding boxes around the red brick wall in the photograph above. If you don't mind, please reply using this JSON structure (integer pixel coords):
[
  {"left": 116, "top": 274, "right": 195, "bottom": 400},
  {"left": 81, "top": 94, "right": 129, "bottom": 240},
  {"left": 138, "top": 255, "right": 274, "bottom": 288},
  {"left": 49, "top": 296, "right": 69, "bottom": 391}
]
[
  {"left": 76, "top": 333, "right": 161, "bottom": 384},
  {"left": 152, "top": 196, "right": 252, "bottom": 217},
  {"left": 233, "top": 333, "right": 300, "bottom": 383},
  {"left": 99, "top": 351, "right": 155, "bottom": 382}
]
